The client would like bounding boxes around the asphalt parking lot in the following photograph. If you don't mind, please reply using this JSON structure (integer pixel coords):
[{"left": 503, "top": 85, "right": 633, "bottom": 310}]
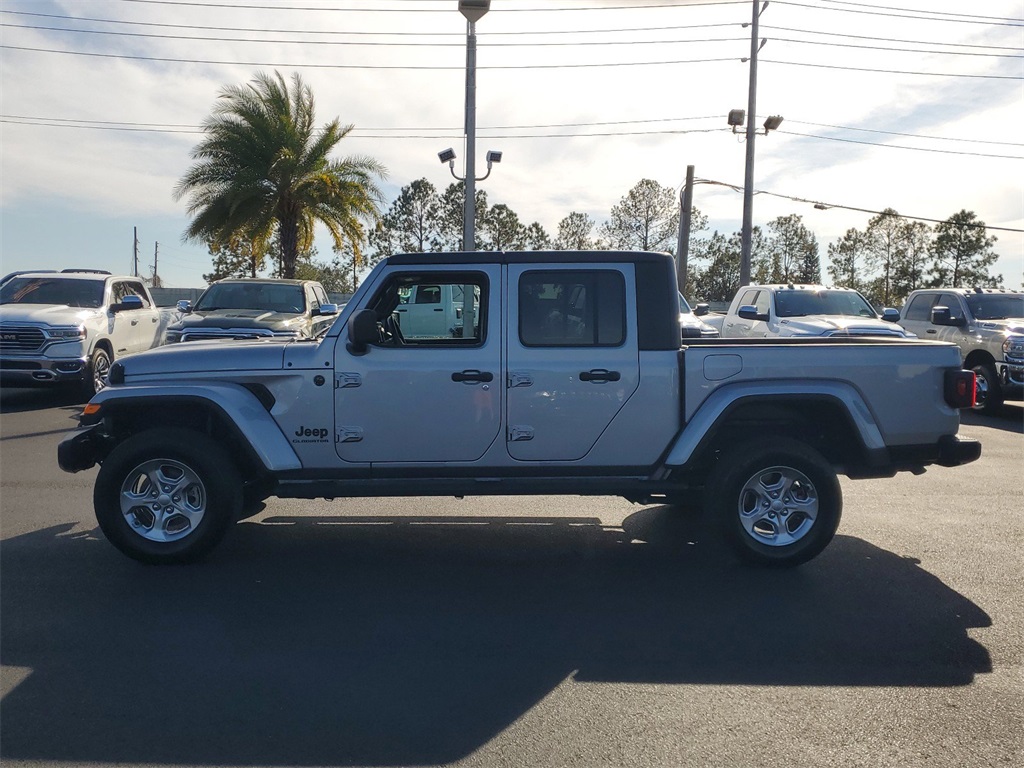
[{"left": 0, "top": 389, "right": 1021, "bottom": 768}]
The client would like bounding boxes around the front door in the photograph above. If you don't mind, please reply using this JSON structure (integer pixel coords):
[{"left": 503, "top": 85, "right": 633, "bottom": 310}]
[
  {"left": 334, "top": 267, "right": 502, "bottom": 464},
  {"left": 505, "top": 264, "right": 640, "bottom": 462}
]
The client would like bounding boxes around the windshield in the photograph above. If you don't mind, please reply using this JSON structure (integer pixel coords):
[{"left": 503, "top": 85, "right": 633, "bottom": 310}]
[
  {"left": 0, "top": 277, "right": 105, "bottom": 308},
  {"left": 965, "top": 294, "right": 1024, "bottom": 320},
  {"left": 195, "top": 282, "right": 305, "bottom": 313},
  {"left": 775, "top": 290, "right": 877, "bottom": 319}
]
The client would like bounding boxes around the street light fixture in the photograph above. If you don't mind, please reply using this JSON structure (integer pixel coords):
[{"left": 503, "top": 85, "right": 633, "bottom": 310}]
[{"left": 762, "top": 115, "right": 784, "bottom": 134}]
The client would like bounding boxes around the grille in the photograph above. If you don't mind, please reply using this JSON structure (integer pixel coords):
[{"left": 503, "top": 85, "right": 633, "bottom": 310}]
[{"left": 0, "top": 326, "right": 46, "bottom": 353}]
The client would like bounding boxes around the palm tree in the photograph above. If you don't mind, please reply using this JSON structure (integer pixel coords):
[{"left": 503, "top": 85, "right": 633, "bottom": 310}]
[{"left": 175, "top": 71, "right": 387, "bottom": 278}]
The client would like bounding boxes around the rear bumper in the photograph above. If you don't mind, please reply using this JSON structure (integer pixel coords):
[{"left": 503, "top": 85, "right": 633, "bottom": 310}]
[{"left": 887, "top": 434, "right": 982, "bottom": 472}]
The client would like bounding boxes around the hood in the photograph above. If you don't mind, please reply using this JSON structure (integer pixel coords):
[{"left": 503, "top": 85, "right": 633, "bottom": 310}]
[
  {"left": 777, "top": 315, "right": 910, "bottom": 337},
  {"left": 119, "top": 338, "right": 291, "bottom": 378},
  {"left": 0, "top": 304, "right": 102, "bottom": 325},
  {"left": 976, "top": 318, "right": 1024, "bottom": 335},
  {"left": 169, "top": 308, "right": 303, "bottom": 332}
]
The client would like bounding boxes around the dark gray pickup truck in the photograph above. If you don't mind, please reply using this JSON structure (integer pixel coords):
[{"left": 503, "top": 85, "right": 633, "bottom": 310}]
[{"left": 165, "top": 278, "right": 338, "bottom": 343}]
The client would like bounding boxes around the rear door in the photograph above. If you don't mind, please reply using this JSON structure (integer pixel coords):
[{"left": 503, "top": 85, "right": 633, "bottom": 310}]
[
  {"left": 334, "top": 266, "right": 501, "bottom": 464},
  {"left": 505, "top": 264, "right": 639, "bottom": 462}
]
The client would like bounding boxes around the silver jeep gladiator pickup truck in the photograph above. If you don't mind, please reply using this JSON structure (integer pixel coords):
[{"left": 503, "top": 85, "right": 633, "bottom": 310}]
[{"left": 58, "top": 251, "right": 980, "bottom": 567}]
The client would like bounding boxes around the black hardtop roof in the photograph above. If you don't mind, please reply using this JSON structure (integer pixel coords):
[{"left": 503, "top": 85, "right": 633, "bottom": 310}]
[{"left": 385, "top": 250, "right": 675, "bottom": 267}]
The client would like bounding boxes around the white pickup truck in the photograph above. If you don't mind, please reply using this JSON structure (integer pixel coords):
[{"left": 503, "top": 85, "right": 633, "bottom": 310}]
[
  {"left": 0, "top": 270, "right": 173, "bottom": 395},
  {"left": 705, "top": 284, "right": 912, "bottom": 339},
  {"left": 392, "top": 281, "right": 479, "bottom": 339},
  {"left": 58, "top": 251, "right": 979, "bottom": 568}
]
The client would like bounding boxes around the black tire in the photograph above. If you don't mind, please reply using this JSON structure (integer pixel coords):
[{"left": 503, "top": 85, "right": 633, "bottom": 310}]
[
  {"left": 94, "top": 428, "right": 242, "bottom": 564},
  {"left": 970, "top": 362, "right": 1004, "bottom": 415},
  {"left": 83, "top": 346, "right": 111, "bottom": 398},
  {"left": 705, "top": 438, "right": 842, "bottom": 567}
]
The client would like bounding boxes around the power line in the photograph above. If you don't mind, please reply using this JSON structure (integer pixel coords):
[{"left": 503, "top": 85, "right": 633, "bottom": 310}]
[
  {"left": 7, "top": 21, "right": 1022, "bottom": 60},
  {"left": 774, "top": 0, "right": 1024, "bottom": 26},
  {"left": 818, "top": 0, "right": 1024, "bottom": 24},
  {"left": 761, "top": 58, "right": 1022, "bottom": 80},
  {"left": 0, "top": 9, "right": 744, "bottom": 37},
  {"left": 0, "top": 22, "right": 750, "bottom": 48},
  {"left": 5, "top": 43, "right": 1020, "bottom": 79},
  {"left": 762, "top": 24, "right": 1023, "bottom": 52},
  {"left": 115, "top": 0, "right": 749, "bottom": 12},
  {"left": 779, "top": 130, "right": 1023, "bottom": 160},
  {"left": 4, "top": 113, "right": 1020, "bottom": 151},
  {"left": 694, "top": 177, "right": 1024, "bottom": 233}
]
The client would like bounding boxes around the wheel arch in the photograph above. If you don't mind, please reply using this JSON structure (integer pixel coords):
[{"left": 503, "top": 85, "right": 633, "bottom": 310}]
[
  {"left": 963, "top": 348, "right": 996, "bottom": 371},
  {"left": 664, "top": 382, "right": 888, "bottom": 479},
  {"left": 87, "top": 384, "right": 301, "bottom": 479}
]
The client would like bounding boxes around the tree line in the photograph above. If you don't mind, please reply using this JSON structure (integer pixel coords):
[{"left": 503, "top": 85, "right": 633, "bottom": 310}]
[{"left": 178, "top": 72, "right": 1004, "bottom": 308}]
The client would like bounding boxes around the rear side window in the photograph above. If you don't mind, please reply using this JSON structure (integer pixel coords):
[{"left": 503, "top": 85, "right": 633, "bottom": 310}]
[{"left": 519, "top": 270, "right": 625, "bottom": 347}]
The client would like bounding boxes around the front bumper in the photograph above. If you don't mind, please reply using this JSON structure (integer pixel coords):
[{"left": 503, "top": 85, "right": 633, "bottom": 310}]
[
  {"left": 57, "top": 424, "right": 105, "bottom": 472},
  {"left": 1, "top": 355, "right": 88, "bottom": 386}
]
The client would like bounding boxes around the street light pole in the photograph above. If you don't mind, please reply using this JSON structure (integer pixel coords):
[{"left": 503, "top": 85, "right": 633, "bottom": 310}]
[
  {"left": 463, "top": 18, "right": 478, "bottom": 251},
  {"left": 459, "top": 1, "right": 490, "bottom": 252}
]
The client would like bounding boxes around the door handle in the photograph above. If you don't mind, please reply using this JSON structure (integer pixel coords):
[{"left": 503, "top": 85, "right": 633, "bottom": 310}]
[
  {"left": 433, "top": 308, "right": 444, "bottom": 312},
  {"left": 452, "top": 369, "right": 494, "bottom": 383},
  {"left": 926, "top": 329, "right": 937, "bottom": 334},
  {"left": 579, "top": 369, "right": 621, "bottom": 383}
]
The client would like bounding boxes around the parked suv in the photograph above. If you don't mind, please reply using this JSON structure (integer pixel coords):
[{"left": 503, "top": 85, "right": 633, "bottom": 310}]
[
  {"left": 165, "top": 278, "right": 338, "bottom": 343},
  {"left": 900, "top": 287, "right": 1024, "bottom": 413}
]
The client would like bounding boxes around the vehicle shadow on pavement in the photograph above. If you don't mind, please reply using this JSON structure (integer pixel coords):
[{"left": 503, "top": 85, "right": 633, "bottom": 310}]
[
  {"left": 0, "top": 387, "right": 87, "bottom": 414},
  {"left": 960, "top": 402, "right": 1023, "bottom": 434},
  {"left": 0, "top": 507, "right": 992, "bottom": 767}
]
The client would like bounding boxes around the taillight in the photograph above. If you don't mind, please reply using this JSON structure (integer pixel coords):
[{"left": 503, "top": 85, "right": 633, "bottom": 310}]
[{"left": 944, "top": 369, "right": 976, "bottom": 409}]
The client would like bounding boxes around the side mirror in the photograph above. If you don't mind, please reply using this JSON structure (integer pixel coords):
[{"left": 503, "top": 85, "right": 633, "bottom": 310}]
[
  {"left": 931, "top": 306, "right": 966, "bottom": 327},
  {"left": 315, "top": 303, "right": 339, "bottom": 317},
  {"left": 346, "top": 309, "right": 379, "bottom": 355},
  {"left": 881, "top": 307, "right": 901, "bottom": 323},
  {"left": 693, "top": 303, "right": 710, "bottom": 317},
  {"left": 737, "top": 304, "right": 768, "bottom": 322},
  {"left": 111, "top": 295, "right": 144, "bottom": 313},
  {"left": 176, "top": 300, "right": 193, "bottom": 314}
]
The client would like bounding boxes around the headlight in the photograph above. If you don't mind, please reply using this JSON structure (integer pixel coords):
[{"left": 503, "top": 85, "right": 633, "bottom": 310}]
[
  {"left": 1004, "top": 335, "right": 1024, "bottom": 359},
  {"left": 45, "top": 326, "right": 86, "bottom": 340}
]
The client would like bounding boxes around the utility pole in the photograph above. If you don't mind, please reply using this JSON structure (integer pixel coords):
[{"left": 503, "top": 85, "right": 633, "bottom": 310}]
[
  {"left": 676, "top": 165, "right": 695, "bottom": 299},
  {"left": 133, "top": 227, "right": 139, "bottom": 277},
  {"left": 740, "top": 0, "right": 768, "bottom": 287},
  {"left": 151, "top": 242, "right": 162, "bottom": 288}
]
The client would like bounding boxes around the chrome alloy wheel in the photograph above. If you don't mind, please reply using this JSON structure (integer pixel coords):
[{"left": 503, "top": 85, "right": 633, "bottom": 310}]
[
  {"left": 92, "top": 352, "right": 110, "bottom": 393},
  {"left": 736, "top": 465, "right": 818, "bottom": 547},
  {"left": 119, "top": 458, "right": 207, "bottom": 543}
]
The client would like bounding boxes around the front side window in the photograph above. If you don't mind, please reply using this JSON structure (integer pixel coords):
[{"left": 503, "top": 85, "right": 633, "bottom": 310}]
[
  {"left": 370, "top": 273, "right": 487, "bottom": 345},
  {"left": 519, "top": 270, "right": 625, "bottom": 347},
  {"left": 937, "top": 294, "right": 966, "bottom": 322}
]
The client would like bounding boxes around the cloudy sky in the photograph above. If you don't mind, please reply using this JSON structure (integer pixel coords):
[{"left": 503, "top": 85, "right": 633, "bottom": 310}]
[{"left": 2, "top": 0, "right": 1022, "bottom": 290}]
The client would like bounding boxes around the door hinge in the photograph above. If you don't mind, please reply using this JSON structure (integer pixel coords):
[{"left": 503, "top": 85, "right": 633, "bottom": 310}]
[
  {"left": 336, "top": 426, "right": 364, "bottom": 443},
  {"left": 508, "top": 372, "right": 533, "bottom": 388},
  {"left": 335, "top": 372, "right": 362, "bottom": 389},
  {"left": 509, "top": 425, "right": 534, "bottom": 442}
]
